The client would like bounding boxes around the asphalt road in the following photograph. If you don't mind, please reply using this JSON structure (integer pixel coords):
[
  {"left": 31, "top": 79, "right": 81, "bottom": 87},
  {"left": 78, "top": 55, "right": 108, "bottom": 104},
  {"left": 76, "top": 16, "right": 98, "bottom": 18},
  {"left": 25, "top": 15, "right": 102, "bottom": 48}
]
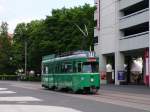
[{"left": 0, "top": 81, "right": 149, "bottom": 112}]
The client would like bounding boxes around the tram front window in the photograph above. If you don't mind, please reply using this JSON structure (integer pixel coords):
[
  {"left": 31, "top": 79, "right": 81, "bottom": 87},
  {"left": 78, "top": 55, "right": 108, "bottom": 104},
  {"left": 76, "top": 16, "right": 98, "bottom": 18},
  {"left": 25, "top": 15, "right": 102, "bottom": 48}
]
[{"left": 82, "top": 62, "right": 99, "bottom": 73}]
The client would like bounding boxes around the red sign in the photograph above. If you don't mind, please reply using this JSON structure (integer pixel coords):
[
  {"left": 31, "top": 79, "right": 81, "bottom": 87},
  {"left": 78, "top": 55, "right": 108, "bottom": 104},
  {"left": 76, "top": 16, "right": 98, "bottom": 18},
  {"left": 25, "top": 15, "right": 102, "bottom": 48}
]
[
  {"left": 144, "top": 48, "right": 149, "bottom": 58},
  {"left": 100, "top": 71, "right": 106, "bottom": 80},
  {"left": 88, "top": 58, "right": 96, "bottom": 62}
]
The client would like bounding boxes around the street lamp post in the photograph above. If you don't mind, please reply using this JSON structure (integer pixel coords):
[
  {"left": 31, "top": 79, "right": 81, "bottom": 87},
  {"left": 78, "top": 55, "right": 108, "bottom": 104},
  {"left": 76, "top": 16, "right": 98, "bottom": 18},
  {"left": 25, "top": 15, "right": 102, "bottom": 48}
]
[{"left": 25, "top": 41, "right": 27, "bottom": 76}]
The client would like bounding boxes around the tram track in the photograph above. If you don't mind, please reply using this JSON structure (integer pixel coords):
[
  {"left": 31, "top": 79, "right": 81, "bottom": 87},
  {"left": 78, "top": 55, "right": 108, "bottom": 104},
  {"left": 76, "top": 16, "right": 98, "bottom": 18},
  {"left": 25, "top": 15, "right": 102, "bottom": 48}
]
[
  {"left": 11, "top": 82, "right": 150, "bottom": 106},
  {"left": 99, "top": 89, "right": 150, "bottom": 98},
  {"left": 97, "top": 93, "right": 150, "bottom": 106},
  {"left": 64, "top": 90, "right": 150, "bottom": 111},
  {"left": 98, "top": 90, "right": 150, "bottom": 105},
  {"left": 5, "top": 81, "right": 150, "bottom": 111}
]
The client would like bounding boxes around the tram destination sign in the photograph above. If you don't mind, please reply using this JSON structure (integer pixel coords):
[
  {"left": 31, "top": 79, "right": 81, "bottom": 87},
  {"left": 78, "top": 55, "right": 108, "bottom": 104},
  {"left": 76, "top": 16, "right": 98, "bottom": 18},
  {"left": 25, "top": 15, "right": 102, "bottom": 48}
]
[{"left": 87, "top": 58, "right": 97, "bottom": 62}]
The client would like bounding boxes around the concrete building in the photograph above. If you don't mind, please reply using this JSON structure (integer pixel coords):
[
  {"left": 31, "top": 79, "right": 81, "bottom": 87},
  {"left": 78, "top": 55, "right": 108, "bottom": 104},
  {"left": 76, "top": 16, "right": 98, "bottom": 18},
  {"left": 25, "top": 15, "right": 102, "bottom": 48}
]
[{"left": 94, "top": 0, "right": 150, "bottom": 86}]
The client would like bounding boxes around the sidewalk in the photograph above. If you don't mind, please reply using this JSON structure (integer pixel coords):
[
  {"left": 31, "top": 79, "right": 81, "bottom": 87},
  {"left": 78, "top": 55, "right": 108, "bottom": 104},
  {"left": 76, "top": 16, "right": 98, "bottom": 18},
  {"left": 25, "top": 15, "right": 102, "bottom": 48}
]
[{"left": 100, "top": 84, "right": 150, "bottom": 95}]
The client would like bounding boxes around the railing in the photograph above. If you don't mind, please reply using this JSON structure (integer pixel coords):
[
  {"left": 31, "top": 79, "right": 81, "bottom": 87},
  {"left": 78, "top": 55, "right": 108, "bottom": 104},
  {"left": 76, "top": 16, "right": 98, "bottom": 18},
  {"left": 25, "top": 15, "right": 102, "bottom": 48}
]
[
  {"left": 119, "top": 0, "right": 143, "bottom": 10},
  {"left": 120, "top": 8, "right": 149, "bottom": 20},
  {"left": 120, "top": 31, "right": 149, "bottom": 40}
]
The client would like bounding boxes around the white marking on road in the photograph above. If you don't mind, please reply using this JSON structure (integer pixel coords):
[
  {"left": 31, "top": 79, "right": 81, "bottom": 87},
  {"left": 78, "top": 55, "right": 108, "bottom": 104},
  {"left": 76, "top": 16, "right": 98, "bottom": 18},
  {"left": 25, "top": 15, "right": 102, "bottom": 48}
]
[
  {"left": 0, "top": 88, "right": 8, "bottom": 90},
  {"left": 0, "top": 105, "right": 83, "bottom": 112},
  {"left": 12, "top": 84, "right": 41, "bottom": 90},
  {"left": 0, "top": 97, "right": 42, "bottom": 102},
  {"left": 0, "top": 91, "right": 16, "bottom": 94}
]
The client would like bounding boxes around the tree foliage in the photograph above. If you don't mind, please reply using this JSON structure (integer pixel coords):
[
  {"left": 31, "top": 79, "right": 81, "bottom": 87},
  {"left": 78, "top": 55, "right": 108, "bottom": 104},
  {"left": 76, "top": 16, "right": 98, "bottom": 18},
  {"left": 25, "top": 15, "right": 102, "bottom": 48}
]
[
  {"left": 12, "top": 4, "right": 94, "bottom": 74},
  {"left": 0, "top": 22, "right": 13, "bottom": 74}
]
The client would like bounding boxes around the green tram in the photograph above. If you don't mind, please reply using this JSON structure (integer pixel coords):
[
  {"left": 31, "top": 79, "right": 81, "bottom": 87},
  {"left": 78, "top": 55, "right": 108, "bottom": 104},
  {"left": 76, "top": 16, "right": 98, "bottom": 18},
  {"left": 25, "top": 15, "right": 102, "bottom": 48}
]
[{"left": 41, "top": 51, "right": 100, "bottom": 93}]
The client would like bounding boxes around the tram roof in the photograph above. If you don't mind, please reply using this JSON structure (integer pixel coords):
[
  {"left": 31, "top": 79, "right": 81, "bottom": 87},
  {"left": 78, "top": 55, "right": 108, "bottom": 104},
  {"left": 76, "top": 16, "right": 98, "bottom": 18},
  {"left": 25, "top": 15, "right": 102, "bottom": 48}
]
[{"left": 42, "top": 51, "right": 97, "bottom": 63}]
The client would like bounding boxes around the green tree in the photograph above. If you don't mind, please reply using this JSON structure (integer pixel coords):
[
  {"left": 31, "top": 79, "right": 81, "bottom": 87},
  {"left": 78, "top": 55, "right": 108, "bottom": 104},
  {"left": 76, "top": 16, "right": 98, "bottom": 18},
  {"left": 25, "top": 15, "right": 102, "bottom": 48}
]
[
  {"left": 0, "top": 22, "right": 13, "bottom": 74},
  {"left": 12, "top": 23, "right": 28, "bottom": 71},
  {"left": 13, "top": 4, "right": 94, "bottom": 74}
]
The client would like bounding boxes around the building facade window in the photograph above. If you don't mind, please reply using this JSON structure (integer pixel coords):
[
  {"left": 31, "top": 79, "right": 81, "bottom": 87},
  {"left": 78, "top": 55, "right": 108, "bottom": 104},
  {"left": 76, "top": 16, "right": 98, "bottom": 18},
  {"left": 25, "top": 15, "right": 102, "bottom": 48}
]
[{"left": 94, "top": 36, "right": 98, "bottom": 45}]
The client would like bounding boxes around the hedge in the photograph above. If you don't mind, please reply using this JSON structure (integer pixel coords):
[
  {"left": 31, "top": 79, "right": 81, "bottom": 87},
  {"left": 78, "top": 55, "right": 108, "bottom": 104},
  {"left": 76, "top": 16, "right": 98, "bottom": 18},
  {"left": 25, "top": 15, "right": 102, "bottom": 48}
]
[
  {"left": 0, "top": 75, "right": 41, "bottom": 81},
  {"left": 20, "top": 76, "right": 41, "bottom": 81},
  {"left": 0, "top": 75, "right": 18, "bottom": 80}
]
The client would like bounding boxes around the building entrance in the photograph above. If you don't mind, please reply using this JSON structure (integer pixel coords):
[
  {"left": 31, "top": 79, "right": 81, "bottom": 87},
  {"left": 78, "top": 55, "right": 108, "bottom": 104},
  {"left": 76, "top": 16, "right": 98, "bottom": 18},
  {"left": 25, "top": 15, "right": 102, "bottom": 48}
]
[
  {"left": 124, "top": 51, "right": 144, "bottom": 85},
  {"left": 106, "top": 55, "right": 115, "bottom": 84}
]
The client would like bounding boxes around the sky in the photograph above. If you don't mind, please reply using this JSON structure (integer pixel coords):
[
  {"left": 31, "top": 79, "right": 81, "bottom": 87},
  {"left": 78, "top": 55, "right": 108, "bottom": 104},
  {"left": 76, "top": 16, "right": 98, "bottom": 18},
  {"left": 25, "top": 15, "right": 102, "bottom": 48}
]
[{"left": 0, "top": 0, "right": 94, "bottom": 33}]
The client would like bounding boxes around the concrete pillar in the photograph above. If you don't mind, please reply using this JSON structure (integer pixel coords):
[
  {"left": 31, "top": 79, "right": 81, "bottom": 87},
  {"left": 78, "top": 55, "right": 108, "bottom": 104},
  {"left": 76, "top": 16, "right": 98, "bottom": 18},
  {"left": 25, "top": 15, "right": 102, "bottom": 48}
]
[
  {"left": 115, "top": 52, "right": 125, "bottom": 85},
  {"left": 99, "top": 54, "right": 106, "bottom": 71},
  {"left": 148, "top": 2, "right": 150, "bottom": 87},
  {"left": 99, "top": 54, "right": 107, "bottom": 84},
  {"left": 114, "top": 0, "right": 124, "bottom": 85}
]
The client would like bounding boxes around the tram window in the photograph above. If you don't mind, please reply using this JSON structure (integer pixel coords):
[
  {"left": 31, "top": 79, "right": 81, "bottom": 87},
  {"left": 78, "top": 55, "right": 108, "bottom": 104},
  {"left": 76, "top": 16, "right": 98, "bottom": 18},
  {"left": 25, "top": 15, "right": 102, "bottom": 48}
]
[
  {"left": 43, "top": 65, "right": 46, "bottom": 74},
  {"left": 59, "top": 63, "right": 62, "bottom": 73},
  {"left": 49, "top": 64, "right": 52, "bottom": 74},
  {"left": 56, "top": 65, "right": 58, "bottom": 73},
  {"left": 91, "top": 62, "right": 99, "bottom": 73},
  {"left": 77, "top": 63, "right": 82, "bottom": 72},
  {"left": 64, "top": 64, "right": 73, "bottom": 73},
  {"left": 82, "top": 62, "right": 99, "bottom": 73},
  {"left": 46, "top": 66, "right": 48, "bottom": 74},
  {"left": 82, "top": 64, "right": 92, "bottom": 73},
  {"left": 61, "top": 64, "right": 65, "bottom": 73},
  {"left": 42, "top": 64, "right": 44, "bottom": 74},
  {"left": 56, "top": 65, "right": 59, "bottom": 73},
  {"left": 43, "top": 65, "right": 48, "bottom": 74}
]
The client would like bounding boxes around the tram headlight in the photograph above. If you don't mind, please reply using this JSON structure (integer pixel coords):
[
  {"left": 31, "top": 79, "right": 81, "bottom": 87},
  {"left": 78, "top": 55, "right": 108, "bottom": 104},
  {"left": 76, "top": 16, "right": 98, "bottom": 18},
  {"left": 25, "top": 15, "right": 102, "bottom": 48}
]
[
  {"left": 91, "top": 78, "right": 94, "bottom": 82},
  {"left": 81, "top": 77, "right": 84, "bottom": 81}
]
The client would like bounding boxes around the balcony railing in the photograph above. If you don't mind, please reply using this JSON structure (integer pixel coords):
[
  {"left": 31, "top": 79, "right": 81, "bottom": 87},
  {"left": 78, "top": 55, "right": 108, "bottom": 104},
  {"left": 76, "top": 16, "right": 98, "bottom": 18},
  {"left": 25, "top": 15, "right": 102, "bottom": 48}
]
[
  {"left": 120, "top": 31, "right": 149, "bottom": 40},
  {"left": 119, "top": 8, "right": 149, "bottom": 30},
  {"left": 119, "top": 0, "right": 143, "bottom": 10},
  {"left": 120, "top": 8, "right": 149, "bottom": 20},
  {"left": 119, "top": 31, "right": 149, "bottom": 51}
]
